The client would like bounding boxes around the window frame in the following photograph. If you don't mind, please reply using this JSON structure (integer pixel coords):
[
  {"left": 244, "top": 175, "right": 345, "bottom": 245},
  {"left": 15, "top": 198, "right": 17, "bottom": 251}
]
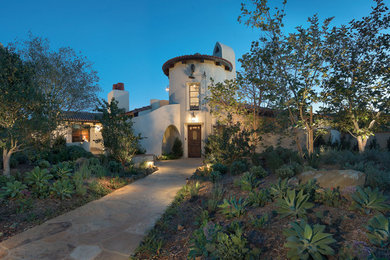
[{"left": 188, "top": 82, "right": 200, "bottom": 111}]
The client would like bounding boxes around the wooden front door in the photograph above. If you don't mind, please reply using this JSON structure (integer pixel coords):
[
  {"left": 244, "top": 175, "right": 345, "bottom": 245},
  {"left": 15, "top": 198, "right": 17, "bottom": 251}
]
[{"left": 188, "top": 125, "right": 201, "bottom": 158}]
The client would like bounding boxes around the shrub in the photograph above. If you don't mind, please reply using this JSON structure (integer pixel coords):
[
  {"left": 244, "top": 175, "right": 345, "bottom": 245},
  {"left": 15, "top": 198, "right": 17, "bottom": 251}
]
[
  {"left": 366, "top": 214, "right": 389, "bottom": 247},
  {"left": 89, "top": 180, "right": 111, "bottom": 196},
  {"left": 247, "top": 189, "right": 270, "bottom": 207},
  {"left": 212, "top": 163, "right": 228, "bottom": 174},
  {"left": 75, "top": 162, "right": 92, "bottom": 179},
  {"left": 37, "top": 159, "right": 50, "bottom": 169},
  {"left": 11, "top": 152, "right": 29, "bottom": 165},
  {"left": 239, "top": 172, "right": 259, "bottom": 191},
  {"left": 210, "top": 171, "right": 222, "bottom": 183},
  {"left": 297, "top": 179, "right": 319, "bottom": 202},
  {"left": 365, "top": 165, "right": 390, "bottom": 191},
  {"left": 261, "top": 146, "right": 302, "bottom": 174},
  {"left": 107, "top": 160, "right": 124, "bottom": 173},
  {"left": 277, "top": 189, "right": 314, "bottom": 219},
  {"left": 52, "top": 164, "right": 73, "bottom": 179},
  {"left": 351, "top": 186, "right": 390, "bottom": 214},
  {"left": 218, "top": 196, "right": 247, "bottom": 218},
  {"left": 66, "top": 145, "right": 93, "bottom": 161},
  {"left": 51, "top": 178, "right": 74, "bottom": 200},
  {"left": 215, "top": 225, "right": 252, "bottom": 259},
  {"left": 230, "top": 160, "right": 248, "bottom": 176},
  {"left": 275, "top": 164, "right": 295, "bottom": 179},
  {"left": 72, "top": 171, "right": 86, "bottom": 196},
  {"left": 172, "top": 137, "right": 183, "bottom": 158},
  {"left": 188, "top": 221, "right": 223, "bottom": 258},
  {"left": 0, "top": 180, "right": 27, "bottom": 199},
  {"left": 25, "top": 167, "right": 53, "bottom": 198},
  {"left": 249, "top": 165, "right": 268, "bottom": 178},
  {"left": 284, "top": 220, "right": 336, "bottom": 259}
]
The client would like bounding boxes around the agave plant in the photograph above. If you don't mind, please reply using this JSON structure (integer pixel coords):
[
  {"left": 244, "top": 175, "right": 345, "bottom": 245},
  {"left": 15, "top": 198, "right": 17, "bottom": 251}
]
[
  {"left": 351, "top": 186, "right": 390, "bottom": 214},
  {"left": 366, "top": 214, "right": 389, "bottom": 247},
  {"left": 239, "top": 172, "right": 260, "bottom": 191},
  {"left": 218, "top": 196, "right": 247, "bottom": 218},
  {"left": 25, "top": 167, "right": 53, "bottom": 197},
  {"left": 277, "top": 189, "right": 314, "bottom": 219},
  {"left": 284, "top": 220, "right": 336, "bottom": 260},
  {"left": 270, "top": 178, "right": 289, "bottom": 199}
]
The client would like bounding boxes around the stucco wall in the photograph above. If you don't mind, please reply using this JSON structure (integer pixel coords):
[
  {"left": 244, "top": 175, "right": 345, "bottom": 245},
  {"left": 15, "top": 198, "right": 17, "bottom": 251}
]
[
  {"left": 132, "top": 104, "right": 181, "bottom": 156},
  {"left": 168, "top": 59, "right": 235, "bottom": 157}
]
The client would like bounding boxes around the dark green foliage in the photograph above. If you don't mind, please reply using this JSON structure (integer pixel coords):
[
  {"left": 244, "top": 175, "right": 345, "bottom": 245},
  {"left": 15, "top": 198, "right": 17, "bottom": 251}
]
[
  {"left": 218, "top": 196, "right": 247, "bottom": 218},
  {"left": 368, "top": 138, "right": 380, "bottom": 150},
  {"left": 37, "top": 159, "right": 50, "bottom": 169},
  {"left": 212, "top": 163, "right": 228, "bottom": 174},
  {"left": 277, "top": 189, "right": 314, "bottom": 219},
  {"left": 25, "top": 167, "right": 53, "bottom": 198},
  {"left": 0, "top": 180, "right": 27, "bottom": 199},
  {"left": 351, "top": 186, "right": 390, "bottom": 214},
  {"left": 210, "top": 171, "right": 222, "bottom": 183},
  {"left": 247, "top": 189, "right": 270, "bottom": 207},
  {"left": 261, "top": 146, "right": 302, "bottom": 174},
  {"left": 214, "top": 225, "right": 252, "bottom": 259},
  {"left": 88, "top": 180, "right": 111, "bottom": 196},
  {"left": 51, "top": 162, "right": 73, "bottom": 179},
  {"left": 172, "top": 137, "right": 183, "bottom": 158},
  {"left": 107, "top": 160, "right": 124, "bottom": 173},
  {"left": 230, "top": 160, "right": 248, "bottom": 175},
  {"left": 51, "top": 178, "right": 74, "bottom": 200},
  {"left": 249, "top": 165, "right": 268, "bottom": 178},
  {"left": 250, "top": 213, "right": 269, "bottom": 229},
  {"left": 315, "top": 187, "right": 343, "bottom": 207},
  {"left": 96, "top": 99, "right": 141, "bottom": 164},
  {"left": 204, "top": 115, "right": 254, "bottom": 165},
  {"left": 284, "top": 220, "right": 336, "bottom": 259},
  {"left": 366, "top": 214, "right": 389, "bottom": 247},
  {"left": 52, "top": 135, "right": 66, "bottom": 150},
  {"left": 275, "top": 164, "right": 296, "bottom": 179},
  {"left": 297, "top": 179, "right": 319, "bottom": 202},
  {"left": 11, "top": 152, "right": 29, "bottom": 165}
]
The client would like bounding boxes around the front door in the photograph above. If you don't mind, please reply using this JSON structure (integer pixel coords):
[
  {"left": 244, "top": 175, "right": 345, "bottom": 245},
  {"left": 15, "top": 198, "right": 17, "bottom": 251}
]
[{"left": 188, "top": 125, "right": 201, "bottom": 158}]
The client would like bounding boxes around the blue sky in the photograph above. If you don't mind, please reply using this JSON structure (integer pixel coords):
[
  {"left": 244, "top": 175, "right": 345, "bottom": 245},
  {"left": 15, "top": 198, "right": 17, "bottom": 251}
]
[{"left": 0, "top": 0, "right": 374, "bottom": 110}]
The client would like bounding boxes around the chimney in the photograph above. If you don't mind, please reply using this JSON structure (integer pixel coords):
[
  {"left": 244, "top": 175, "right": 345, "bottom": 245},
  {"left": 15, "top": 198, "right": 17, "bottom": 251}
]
[{"left": 108, "top": 82, "right": 129, "bottom": 112}]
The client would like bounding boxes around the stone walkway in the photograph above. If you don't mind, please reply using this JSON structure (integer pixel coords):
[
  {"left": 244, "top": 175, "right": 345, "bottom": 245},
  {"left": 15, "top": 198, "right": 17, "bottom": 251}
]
[{"left": 0, "top": 158, "right": 202, "bottom": 260}]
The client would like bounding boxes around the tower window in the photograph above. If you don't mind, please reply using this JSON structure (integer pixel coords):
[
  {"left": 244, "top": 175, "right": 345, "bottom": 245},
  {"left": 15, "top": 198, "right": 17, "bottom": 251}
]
[{"left": 189, "top": 83, "right": 200, "bottom": 111}]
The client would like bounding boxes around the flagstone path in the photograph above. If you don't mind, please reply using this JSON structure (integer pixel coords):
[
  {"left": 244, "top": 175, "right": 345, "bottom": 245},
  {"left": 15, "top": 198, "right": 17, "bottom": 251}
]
[{"left": 0, "top": 158, "right": 202, "bottom": 260}]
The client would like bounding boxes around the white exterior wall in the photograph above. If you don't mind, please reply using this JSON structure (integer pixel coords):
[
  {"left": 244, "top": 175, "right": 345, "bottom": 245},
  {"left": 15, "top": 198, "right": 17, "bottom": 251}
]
[
  {"left": 108, "top": 89, "right": 130, "bottom": 112},
  {"left": 168, "top": 59, "right": 236, "bottom": 157},
  {"left": 132, "top": 104, "right": 181, "bottom": 156}
]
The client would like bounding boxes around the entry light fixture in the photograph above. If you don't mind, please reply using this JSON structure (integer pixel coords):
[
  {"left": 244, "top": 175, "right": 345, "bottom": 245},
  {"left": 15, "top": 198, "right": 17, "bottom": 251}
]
[
  {"left": 191, "top": 112, "right": 198, "bottom": 123},
  {"left": 189, "top": 64, "right": 195, "bottom": 79},
  {"left": 165, "top": 86, "right": 169, "bottom": 92}
]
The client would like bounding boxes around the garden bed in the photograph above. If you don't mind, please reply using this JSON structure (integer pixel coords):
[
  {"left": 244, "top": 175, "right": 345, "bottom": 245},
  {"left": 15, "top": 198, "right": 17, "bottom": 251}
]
[
  {"left": 132, "top": 149, "right": 390, "bottom": 259},
  {"left": 0, "top": 154, "right": 157, "bottom": 242}
]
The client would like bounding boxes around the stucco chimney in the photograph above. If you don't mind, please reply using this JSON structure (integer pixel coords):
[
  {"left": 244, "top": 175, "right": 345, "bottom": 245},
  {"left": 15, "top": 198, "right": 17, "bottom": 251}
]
[{"left": 108, "top": 82, "right": 129, "bottom": 112}]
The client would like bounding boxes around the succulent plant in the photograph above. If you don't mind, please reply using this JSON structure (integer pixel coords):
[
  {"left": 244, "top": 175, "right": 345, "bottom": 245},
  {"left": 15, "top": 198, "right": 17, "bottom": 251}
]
[
  {"left": 366, "top": 214, "right": 389, "bottom": 247},
  {"left": 284, "top": 220, "right": 336, "bottom": 260},
  {"left": 218, "top": 196, "right": 247, "bottom": 218},
  {"left": 239, "top": 172, "right": 260, "bottom": 191},
  {"left": 270, "top": 178, "right": 289, "bottom": 199},
  {"left": 277, "top": 189, "right": 314, "bottom": 219},
  {"left": 25, "top": 167, "right": 53, "bottom": 197},
  {"left": 351, "top": 186, "right": 390, "bottom": 214}
]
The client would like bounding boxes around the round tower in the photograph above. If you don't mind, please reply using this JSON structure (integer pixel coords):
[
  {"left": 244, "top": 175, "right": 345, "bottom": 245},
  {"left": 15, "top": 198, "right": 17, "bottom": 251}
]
[{"left": 162, "top": 42, "right": 236, "bottom": 157}]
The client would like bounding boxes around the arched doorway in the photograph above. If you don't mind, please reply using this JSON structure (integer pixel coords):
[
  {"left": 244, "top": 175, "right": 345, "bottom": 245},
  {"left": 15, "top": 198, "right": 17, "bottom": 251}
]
[{"left": 162, "top": 125, "right": 180, "bottom": 154}]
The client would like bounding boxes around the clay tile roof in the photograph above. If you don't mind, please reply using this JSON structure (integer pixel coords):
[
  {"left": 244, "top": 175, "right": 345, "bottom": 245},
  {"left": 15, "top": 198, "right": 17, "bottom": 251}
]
[
  {"left": 125, "top": 105, "right": 152, "bottom": 116},
  {"left": 60, "top": 111, "right": 102, "bottom": 123},
  {"left": 162, "top": 54, "right": 233, "bottom": 76}
]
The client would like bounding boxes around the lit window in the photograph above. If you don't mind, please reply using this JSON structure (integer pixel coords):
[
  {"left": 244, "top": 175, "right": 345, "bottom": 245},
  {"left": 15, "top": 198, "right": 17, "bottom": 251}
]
[
  {"left": 189, "top": 83, "right": 200, "bottom": 110},
  {"left": 72, "top": 125, "right": 90, "bottom": 142}
]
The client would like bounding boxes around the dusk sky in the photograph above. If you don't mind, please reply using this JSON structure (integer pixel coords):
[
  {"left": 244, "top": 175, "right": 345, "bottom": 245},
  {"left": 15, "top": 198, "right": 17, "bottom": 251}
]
[{"left": 0, "top": 0, "right": 374, "bottom": 110}]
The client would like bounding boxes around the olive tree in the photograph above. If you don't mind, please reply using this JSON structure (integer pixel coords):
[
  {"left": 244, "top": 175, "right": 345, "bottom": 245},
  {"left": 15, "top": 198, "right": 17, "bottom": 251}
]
[
  {"left": 323, "top": 0, "right": 390, "bottom": 152},
  {"left": 0, "top": 47, "right": 45, "bottom": 176}
]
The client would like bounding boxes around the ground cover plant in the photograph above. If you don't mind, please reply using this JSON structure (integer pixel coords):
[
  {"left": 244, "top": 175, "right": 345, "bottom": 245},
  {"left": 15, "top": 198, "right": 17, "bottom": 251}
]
[
  {"left": 132, "top": 145, "right": 390, "bottom": 259},
  {"left": 0, "top": 147, "right": 156, "bottom": 242}
]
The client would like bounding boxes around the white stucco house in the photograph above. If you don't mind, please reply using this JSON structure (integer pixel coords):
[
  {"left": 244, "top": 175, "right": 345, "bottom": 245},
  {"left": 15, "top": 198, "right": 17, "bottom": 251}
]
[{"left": 107, "top": 42, "right": 236, "bottom": 158}]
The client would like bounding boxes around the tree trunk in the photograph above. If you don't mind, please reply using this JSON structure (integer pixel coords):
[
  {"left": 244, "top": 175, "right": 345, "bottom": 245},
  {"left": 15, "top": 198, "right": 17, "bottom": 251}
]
[
  {"left": 2, "top": 149, "right": 11, "bottom": 176},
  {"left": 307, "top": 128, "right": 314, "bottom": 157},
  {"left": 356, "top": 136, "right": 368, "bottom": 153}
]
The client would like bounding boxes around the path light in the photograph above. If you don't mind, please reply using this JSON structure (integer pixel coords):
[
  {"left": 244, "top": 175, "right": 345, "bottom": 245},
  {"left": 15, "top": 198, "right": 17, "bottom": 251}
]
[{"left": 165, "top": 86, "right": 169, "bottom": 92}]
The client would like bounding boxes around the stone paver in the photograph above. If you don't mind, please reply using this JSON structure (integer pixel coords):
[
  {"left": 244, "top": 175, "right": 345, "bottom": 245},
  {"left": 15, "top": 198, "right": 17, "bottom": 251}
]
[{"left": 0, "top": 158, "right": 201, "bottom": 260}]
